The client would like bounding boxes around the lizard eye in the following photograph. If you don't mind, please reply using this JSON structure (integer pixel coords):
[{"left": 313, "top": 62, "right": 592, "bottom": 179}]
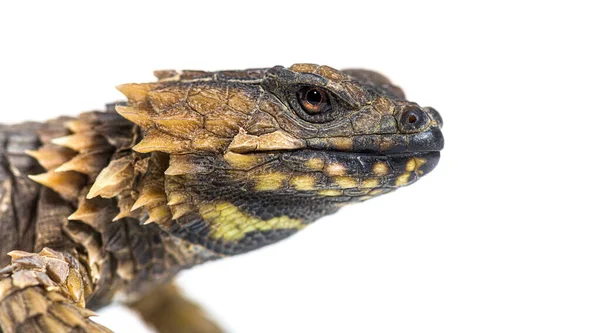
[{"left": 297, "top": 87, "right": 331, "bottom": 115}]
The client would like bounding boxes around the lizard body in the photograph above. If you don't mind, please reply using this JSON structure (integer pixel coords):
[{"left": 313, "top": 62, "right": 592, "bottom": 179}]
[{"left": 0, "top": 64, "right": 444, "bottom": 332}]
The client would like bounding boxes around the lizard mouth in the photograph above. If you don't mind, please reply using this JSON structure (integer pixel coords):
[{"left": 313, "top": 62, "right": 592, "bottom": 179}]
[
  {"left": 221, "top": 124, "right": 443, "bottom": 190},
  {"left": 228, "top": 124, "right": 444, "bottom": 179},
  {"left": 279, "top": 150, "right": 441, "bottom": 179},
  {"left": 302, "top": 126, "right": 445, "bottom": 155}
]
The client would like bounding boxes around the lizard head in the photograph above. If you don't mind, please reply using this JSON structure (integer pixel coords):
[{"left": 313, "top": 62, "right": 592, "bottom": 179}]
[{"left": 116, "top": 64, "right": 443, "bottom": 255}]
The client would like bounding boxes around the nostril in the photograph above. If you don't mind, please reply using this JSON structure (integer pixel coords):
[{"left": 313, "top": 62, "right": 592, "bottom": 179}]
[
  {"left": 398, "top": 107, "right": 431, "bottom": 133},
  {"left": 401, "top": 108, "right": 425, "bottom": 127}
]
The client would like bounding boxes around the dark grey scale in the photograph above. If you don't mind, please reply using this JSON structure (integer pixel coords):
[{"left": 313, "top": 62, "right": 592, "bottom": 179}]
[
  {"left": 195, "top": 187, "right": 334, "bottom": 221},
  {"left": 216, "top": 69, "right": 269, "bottom": 82},
  {"left": 83, "top": 107, "right": 130, "bottom": 124},
  {"left": 220, "top": 229, "right": 299, "bottom": 255},
  {"left": 417, "top": 152, "right": 441, "bottom": 175},
  {"left": 355, "top": 155, "right": 391, "bottom": 176},
  {"left": 100, "top": 218, "right": 195, "bottom": 300},
  {"left": 316, "top": 118, "right": 355, "bottom": 137},
  {"left": 128, "top": 222, "right": 155, "bottom": 268},
  {"left": 182, "top": 172, "right": 240, "bottom": 194},
  {"left": 350, "top": 134, "right": 406, "bottom": 154},
  {"left": 182, "top": 155, "right": 218, "bottom": 174},
  {"left": 0, "top": 123, "right": 46, "bottom": 268},
  {"left": 343, "top": 188, "right": 373, "bottom": 197},
  {"left": 387, "top": 154, "right": 411, "bottom": 173},
  {"left": 391, "top": 173, "right": 419, "bottom": 188},
  {"left": 280, "top": 151, "right": 327, "bottom": 172},
  {"left": 371, "top": 188, "right": 395, "bottom": 196},
  {"left": 171, "top": 220, "right": 300, "bottom": 256},
  {"left": 407, "top": 127, "right": 445, "bottom": 153},
  {"left": 379, "top": 115, "right": 400, "bottom": 134},
  {"left": 180, "top": 70, "right": 214, "bottom": 80},
  {"left": 262, "top": 192, "right": 341, "bottom": 219},
  {"left": 172, "top": 214, "right": 211, "bottom": 236},
  {"left": 264, "top": 66, "right": 329, "bottom": 90},
  {"left": 4, "top": 127, "right": 41, "bottom": 173},
  {"left": 348, "top": 110, "right": 383, "bottom": 136},
  {"left": 153, "top": 70, "right": 180, "bottom": 81},
  {"left": 387, "top": 151, "right": 441, "bottom": 175},
  {"left": 341, "top": 69, "right": 406, "bottom": 101},
  {"left": 68, "top": 219, "right": 113, "bottom": 311},
  {"left": 167, "top": 219, "right": 210, "bottom": 247},
  {"left": 35, "top": 188, "right": 76, "bottom": 251},
  {"left": 104, "top": 218, "right": 134, "bottom": 255},
  {"left": 320, "top": 153, "right": 364, "bottom": 176},
  {"left": 303, "top": 138, "right": 341, "bottom": 152},
  {"left": 304, "top": 172, "right": 329, "bottom": 191},
  {"left": 369, "top": 84, "right": 407, "bottom": 102}
]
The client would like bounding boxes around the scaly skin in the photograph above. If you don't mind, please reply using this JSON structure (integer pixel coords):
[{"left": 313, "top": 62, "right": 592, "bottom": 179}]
[{"left": 0, "top": 64, "right": 444, "bottom": 333}]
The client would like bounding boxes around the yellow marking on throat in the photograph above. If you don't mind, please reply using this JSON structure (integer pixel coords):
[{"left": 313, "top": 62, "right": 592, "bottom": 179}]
[
  {"left": 334, "top": 176, "right": 358, "bottom": 189},
  {"left": 405, "top": 157, "right": 427, "bottom": 172},
  {"left": 254, "top": 172, "right": 288, "bottom": 191},
  {"left": 325, "top": 163, "right": 346, "bottom": 176},
  {"left": 395, "top": 157, "right": 428, "bottom": 186},
  {"left": 318, "top": 189, "right": 343, "bottom": 196},
  {"left": 362, "top": 178, "right": 380, "bottom": 188},
  {"left": 305, "top": 158, "right": 325, "bottom": 170},
  {"left": 198, "top": 202, "right": 305, "bottom": 241},
  {"left": 290, "top": 175, "right": 317, "bottom": 190},
  {"left": 372, "top": 162, "right": 389, "bottom": 176},
  {"left": 223, "top": 151, "right": 262, "bottom": 169},
  {"left": 395, "top": 173, "right": 412, "bottom": 186}
]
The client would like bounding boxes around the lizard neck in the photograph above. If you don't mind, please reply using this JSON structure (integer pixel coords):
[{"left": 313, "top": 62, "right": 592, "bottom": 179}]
[
  {"left": 28, "top": 107, "right": 223, "bottom": 305},
  {"left": 30, "top": 108, "right": 221, "bottom": 258}
]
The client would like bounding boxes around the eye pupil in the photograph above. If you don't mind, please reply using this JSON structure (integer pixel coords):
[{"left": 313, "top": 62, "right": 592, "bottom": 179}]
[
  {"left": 408, "top": 114, "right": 418, "bottom": 123},
  {"left": 306, "top": 89, "right": 323, "bottom": 105}
]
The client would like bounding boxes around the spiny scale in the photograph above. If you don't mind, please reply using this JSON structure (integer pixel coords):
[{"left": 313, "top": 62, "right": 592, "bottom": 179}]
[
  {"left": 68, "top": 197, "right": 109, "bottom": 227},
  {"left": 131, "top": 187, "right": 165, "bottom": 211},
  {"left": 166, "top": 192, "right": 190, "bottom": 206},
  {"left": 132, "top": 130, "right": 191, "bottom": 154},
  {"left": 114, "top": 105, "right": 154, "bottom": 128},
  {"left": 114, "top": 82, "right": 231, "bottom": 155},
  {"left": 25, "top": 146, "right": 77, "bottom": 170},
  {"left": 132, "top": 186, "right": 174, "bottom": 227},
  {"left": 116, "top": 83, "right": 158, "bottom": 102},
  {"left": 112, "top": 193, "right": 142, "bottom": 222},
  {"left": 164, "top": 155, "right": 209, "bottom": 176},
  {"left": 65, "top": 119, "right": 95, "bottom": 133},
  {"left": 54, "top": 151, "right": 111, "bottom": 176},
  {"left": 29, "top": 171, "right": 86, "bottom": 201},
  {"left": 27, "top": 112, "right": 141, "bottom": 232},
  {"left": 169, "top": 203, "right": 195, "bottom": 220},
  {"left": 146, "top": 205, "right": 172, "bottom": 226},
  {"left": 51, "top": 133, "right": 109, "bottom": 152},
  {"left": 86, "top": 156, "right": 134, "bottom": 199}
]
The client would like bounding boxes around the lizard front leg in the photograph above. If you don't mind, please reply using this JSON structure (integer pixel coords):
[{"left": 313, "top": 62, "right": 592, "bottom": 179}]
[
  {"left": 128, "top": 283, "right": 223, "bottom": 333},
  {"left": 0, "top": 248, "right": 111, "bottom": 333}
]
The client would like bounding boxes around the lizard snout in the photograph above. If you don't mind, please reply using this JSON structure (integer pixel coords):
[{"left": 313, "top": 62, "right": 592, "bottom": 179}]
[{"left": 424, "top": 106, "right": 443, "bottom": 129}]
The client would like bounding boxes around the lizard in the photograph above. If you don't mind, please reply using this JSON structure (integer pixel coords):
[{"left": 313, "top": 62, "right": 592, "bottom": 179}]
[{"left": 0, "top": 63, "right": 444, "bottom": 333}]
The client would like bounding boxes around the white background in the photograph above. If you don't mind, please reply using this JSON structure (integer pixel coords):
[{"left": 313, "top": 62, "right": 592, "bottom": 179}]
[{"left": 1, "top": 1, "right": 599, "bottom": 332}]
